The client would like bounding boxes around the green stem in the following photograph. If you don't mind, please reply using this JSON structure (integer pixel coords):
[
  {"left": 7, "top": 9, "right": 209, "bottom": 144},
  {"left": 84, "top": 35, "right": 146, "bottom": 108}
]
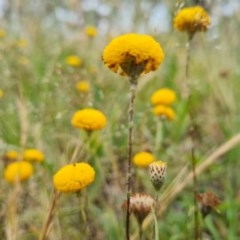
[
  {"left": 126, "top": 79, "right": 137, "bottom": 240},
  {"left": 185, "top": 34, "right": 199, "bottom": 240}
]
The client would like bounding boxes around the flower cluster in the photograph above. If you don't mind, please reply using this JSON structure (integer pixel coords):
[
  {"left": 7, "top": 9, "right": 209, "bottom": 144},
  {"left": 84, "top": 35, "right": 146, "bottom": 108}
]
[
  {"left": 151, "top": 88, "right": 177, "bottom": 120},
  {"left": 174, "top": 6, "right": 211, "bottom": 36},
  {"left": 53, "top": 162, "right": 95, "bottom": 192},
  {"left": 103, "top": 33, "right": 164, "bottom": 78}
]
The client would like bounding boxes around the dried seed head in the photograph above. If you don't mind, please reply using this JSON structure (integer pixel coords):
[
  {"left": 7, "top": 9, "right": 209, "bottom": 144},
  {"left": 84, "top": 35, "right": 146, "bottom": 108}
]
[
  {"left": 196, "top": 191, "right": 221, "bottom": 218},
  {"left": 149, "top": 161, "right": 167, "bottom": 191},
  {"left": 122, "top": 193, "right": 155, "bottom": 224}
]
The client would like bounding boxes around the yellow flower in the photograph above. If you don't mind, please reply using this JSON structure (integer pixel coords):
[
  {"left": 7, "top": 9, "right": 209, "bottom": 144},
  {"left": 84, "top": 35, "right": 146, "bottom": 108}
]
[
  {"left": 4, "top": 161, "right": 33, "bottom": 183},
  {"left": 71, "top": 108, "right": 107, "bottom": 131},
  {"left": 65, "top": 55, "right": 82, "bottom": 67},
  {"left": 18, "top": 56, "right": 29, "bottom": 65},
  {"left": 0, "top": 29, "right": 6, "bottom": 38},
  {"left": 102, "top": 33, "right": 164, "bottom": 77},
  {"left": 149, "top": 161, "right": 167, "bottom": 190},
  {"left": 76, "top": 81, "right": 90, "bottom": 93},
  {"left": 0, "top": 89, "right": 3, "bottom": 98},
  {"left": 4, "top": 150, "right": 19, "bottom": 160},
  {"left": 53, "top": 162, "right": 95, "bottom": 192},
  {"left": 23, "top": 149, "right": 45, "bottom": 163},
  {"left": 153, "top": 105, "right": 176, "bottom": 121},
  {"left": 133, "top": 152, "right": 155, "bottom": 168},
  {"left": 16, "top": 38, "right": 28, "bottom": 48},
  {"left": 151, "top": 88, "right": 177, "bottom": 106},
  {"left": 174, "top": 6, "right": 211, "bottom": 36},
  {"left": 84, "top": 25, "right": 98, "bottom": 38}
]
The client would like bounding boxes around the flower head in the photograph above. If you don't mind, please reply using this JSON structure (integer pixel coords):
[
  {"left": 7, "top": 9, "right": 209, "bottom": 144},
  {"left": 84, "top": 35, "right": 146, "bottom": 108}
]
[
  {"left": 122, "top": 193, "right": 155, "bottom": 224},
  {"left": 3, "top": 150, "right": 19, "bottom": 161},
  {"left": 149, "top": 161, "right": 167, "bottom": 191},
  {"left": 0, "top": 89, "right": 3, "bottom": 98},
  {"left": 53, "top": 162, "right": 95, "bottom": 192},
  {"left": 71, "top": 108, "right": 107, "bottom": 131},
  {"left": 4, "top": 161, "right": 33, "bottom": 183},
  {"left": 103, "top": 33, "right": 164, "bottom": 77},
  {"left": 65, "top": 55, "right": 82, "bottom": 67},
  {"left": 76, "top": 81, "right": 90, "bottom": 93},
  {"left": 23, "top": 149, "right": 45, "bottom": 163},
  {"left": 0, "top": 29, "right": 6, "bottom": 38},
  {"left": 153, "top": 105, "right": 176, "bottom": 121},
  {"left": 197, "top": 191, "right": 221, "bottom": 217},
  {"left": 133, "top": 151, "right": 155, "bottom": 168},
  {"left": 174, "top": 6, "right": 211, "bottom": 36},
  {"left": 151, "top": 88, "right": 177, "bottom": 106},
  {"left": 84, "top": 25, "right": 98, "bottom": 38},
  {"left": 16, "top": 38, "right": 28, "bottom": 48}
]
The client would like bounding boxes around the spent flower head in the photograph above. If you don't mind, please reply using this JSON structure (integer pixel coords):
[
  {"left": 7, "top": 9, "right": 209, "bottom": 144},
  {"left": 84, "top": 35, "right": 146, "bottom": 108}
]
[
  {"left": 151, "top": 88, "right": 177, "bottom": 106},
  {"left": 174, "top": 6, "right": 211, "bottom": 37},
  {"left": 149, "top": 161, "right": 167, "bottom": 191},
  {"left": 133, "top": 151, "right": 155, "bottom": 168},
  {"left": 103, "top": 33, "right": 164, "bottom": 78},
  {"left": 71, "top": 108, "right": 107, "bottom": 131},
  {"left": 4, "top": 161, "right": 33, "bottom": 183},
  {"left": 23, "top": 149, "right": 45, "bottom": 163},
  {"left": 122, "top": 193, "right": 155, "bottom": 224},
  {"left": 53, "top": 162, "right": 95, "bottom": 192}
]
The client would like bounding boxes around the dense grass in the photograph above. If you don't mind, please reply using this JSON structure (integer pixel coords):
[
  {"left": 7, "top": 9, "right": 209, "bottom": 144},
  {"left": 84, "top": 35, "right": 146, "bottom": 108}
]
[{"left": 1, "top": 4, "right": 240, "bottom": 240}]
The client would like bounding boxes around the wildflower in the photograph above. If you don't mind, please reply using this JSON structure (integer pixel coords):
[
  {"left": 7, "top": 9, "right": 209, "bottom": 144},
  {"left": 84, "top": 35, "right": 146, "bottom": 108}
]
[
  {"left": 149, "top": 161, "right": 167, "bottom": 191},
  {"left": 71, "top": 108, "right": 107, "bottom": 131},
  {"left": 133, "top": 151, "right": 155, "bottom": 168},
  {"left": 122, "top": 193, "right": 155, "bottom": 225},
  {"left": 174, "top": 6, "right": 211, "bottom": 36},
  {"left": 4, "top": 161, "right": 33, "bottom": 183},
  {"left": 196, "top": 191, "right": 221, "bottom": 217},
  {"left": 65, "top": 55, "right": 82, "bottom": 67},
  {"left": 76, "top": 81, "right": 90, "bottom": 93},
  {"left": 3, "top": 150, "right": 19, "bottom": 161},
  {"left": 0, "top": 29, "right": 6, "bottom": 38},
  {"left": 0, "top": 89, "right": 3, "bottom": 98},
  {"left": 151, "top": 88, "right": 177, "bottom": 106},
  {"left": 153, "top": 105, "right": 176, "bottom": 121},
  {"left": 23, "top": 149, "right": 45, "bottom": 163},
  {"left": 16, "top": 38, "right": 28, "bottom": 48},
  {"left": 84, "top": 25, "right": 98, "bottom": 38},
  {"left": 53, "top": 162, "right": 95, "bottom": 192},
  {"left": 102, "top": 33, "right": 164, "bottom": 78},
  {"left": 18, "top": 56, "right": 29, "bottom": 65}
]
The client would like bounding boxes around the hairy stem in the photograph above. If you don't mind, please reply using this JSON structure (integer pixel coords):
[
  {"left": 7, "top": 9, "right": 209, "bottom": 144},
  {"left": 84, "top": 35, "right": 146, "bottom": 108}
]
[{"left": 126, "top": 79, "right": 137, "bottom": 240}]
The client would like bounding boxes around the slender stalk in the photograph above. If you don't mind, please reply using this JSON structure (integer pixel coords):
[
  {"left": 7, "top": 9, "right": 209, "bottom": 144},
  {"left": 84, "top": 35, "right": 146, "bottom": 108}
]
[
  {"left": 185, "top": 34, "right": 199, "bottom": 240},
  {"left": 138, "top": 222, "right": 143, "bottom": 240},
  {"left": 39, "top": 190, "right": 61, "bottom": 240},
  {"left": 126, "top": 78, "right": 137, "bottom": 240}
]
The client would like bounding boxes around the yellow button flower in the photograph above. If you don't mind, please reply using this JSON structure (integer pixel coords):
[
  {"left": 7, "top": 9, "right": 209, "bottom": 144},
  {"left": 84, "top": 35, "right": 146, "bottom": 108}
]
[
  {"left": 102, "top": 33, "right": 164, "bottom": 77},
  {"left": 71, "top": 108, "right": 107, "bottom": 131},
  {"left": 0, "top": 29, "right": 6, "bottom": 38},
  {"left": 4, "top": 161, "right": 33, "bottom": 183},
  {"left": 53, "top": 162, "right": 95, "bottom": 192},
  {"left": 76, "top": 81, "right": 90, "bottom": 93},
  {"left": 0, "top": 89, "right": 3, "bottom": 98},
  {"left": 174, "top": 6, "right": 211, "bottom": 36},
  {"left": 133, "top": 152, "right": 155, "bottom": 168},
  {"left": 16, "top": 38, "right": 28, "bottom": 48},
  {"left": 84, "top": 25, "right": 98, "bottom": 38},
  {"left": 151, "top": 88, "right": 177, "bottom": 106},
  {"left": 65, "top": 55, "right": 82, "bottom": 67},
  {"left": 23, "top": 149, "right": 45, "bottom": 163},
  {"left": 153, "top": 105, "right": 176, "bottom": 121},
  {"left": 4, "top": 150, "right": 19, "bottom": 161}
]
